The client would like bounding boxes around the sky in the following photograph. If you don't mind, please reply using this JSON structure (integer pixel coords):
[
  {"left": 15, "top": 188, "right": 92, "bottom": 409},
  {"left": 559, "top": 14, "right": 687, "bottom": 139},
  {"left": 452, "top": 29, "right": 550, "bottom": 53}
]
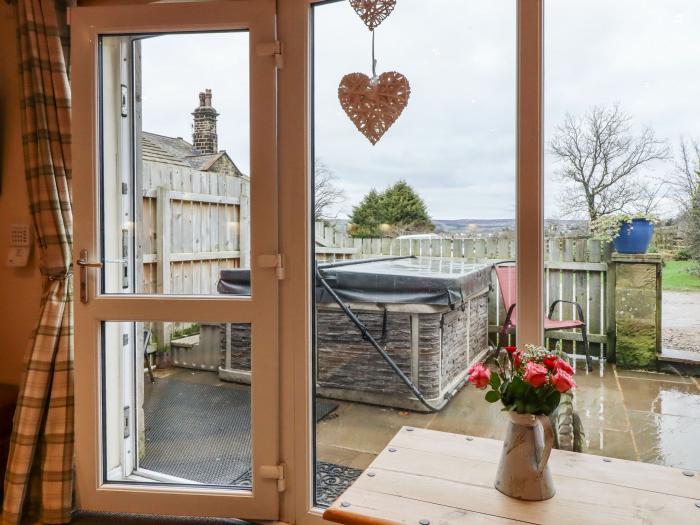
[{"left": 140, "top": 0, "right": 700, "bottom": 221}]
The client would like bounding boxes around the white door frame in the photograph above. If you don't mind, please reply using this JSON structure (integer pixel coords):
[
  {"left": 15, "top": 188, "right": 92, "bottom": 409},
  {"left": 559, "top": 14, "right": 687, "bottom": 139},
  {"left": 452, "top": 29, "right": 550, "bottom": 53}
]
[
  {"left": 72, "top": 1, "right": 281, "bottom": 519},
  {"left": 276, "top": 1, "right": 544, "bottom": 524}
]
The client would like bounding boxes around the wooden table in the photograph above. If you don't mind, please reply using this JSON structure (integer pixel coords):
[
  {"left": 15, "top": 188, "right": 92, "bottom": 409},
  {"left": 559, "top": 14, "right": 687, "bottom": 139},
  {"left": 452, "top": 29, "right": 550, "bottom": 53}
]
[{"left": 322, "top": 427, "right": 700, "bottom": 525}]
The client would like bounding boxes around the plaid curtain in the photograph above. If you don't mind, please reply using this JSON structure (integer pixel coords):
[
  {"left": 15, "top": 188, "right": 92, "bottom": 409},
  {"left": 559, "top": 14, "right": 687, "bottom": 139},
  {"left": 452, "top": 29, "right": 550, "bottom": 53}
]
[{"left": 2, "top": 0, "right": 74, "bottom": 523}]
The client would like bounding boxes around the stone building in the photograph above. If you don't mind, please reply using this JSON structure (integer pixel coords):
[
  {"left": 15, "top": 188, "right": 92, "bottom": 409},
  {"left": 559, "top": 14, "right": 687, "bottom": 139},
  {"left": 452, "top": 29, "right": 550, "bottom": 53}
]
[{"left": 142, "top": 89, "right": 247, "bottom": 180}]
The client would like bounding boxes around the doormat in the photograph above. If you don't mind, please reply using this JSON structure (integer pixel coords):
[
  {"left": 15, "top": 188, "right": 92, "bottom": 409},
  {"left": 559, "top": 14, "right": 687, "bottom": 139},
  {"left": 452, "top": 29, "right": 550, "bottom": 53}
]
[
  {"left": 141, "top": 378, "right": 337, "bottom": 485},
  {"left": 230, "top": 461, "right": 363, "bottom": 507}
]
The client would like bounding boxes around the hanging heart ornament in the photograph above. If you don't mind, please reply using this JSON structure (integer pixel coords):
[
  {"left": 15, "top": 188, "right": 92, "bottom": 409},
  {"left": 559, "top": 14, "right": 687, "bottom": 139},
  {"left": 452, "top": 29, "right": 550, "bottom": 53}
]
[
  {"left": 338, "top": 71, "right": 411, "bottom": 145},
  {"left": 349, "top": 0, "right": 397, "bottom": 31}
]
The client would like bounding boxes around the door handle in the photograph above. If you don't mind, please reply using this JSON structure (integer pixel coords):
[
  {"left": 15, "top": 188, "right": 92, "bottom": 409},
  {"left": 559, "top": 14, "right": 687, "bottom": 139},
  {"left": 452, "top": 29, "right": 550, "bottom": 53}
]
[{"left": 77, "top": 249, "right": 103, "bottom": 304}]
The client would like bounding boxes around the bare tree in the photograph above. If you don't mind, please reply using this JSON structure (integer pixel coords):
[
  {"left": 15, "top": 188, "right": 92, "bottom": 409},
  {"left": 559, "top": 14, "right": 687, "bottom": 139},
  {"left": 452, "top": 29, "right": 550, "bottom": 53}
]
[
  {"left": 550, "top": 104, "right": 670, "bottom": 221},
  {"left": 669, "top": 137, "right": 700, "bottom": 212},
  {"left": 314, "top": 160, "right": 346, "bottom": 221}
]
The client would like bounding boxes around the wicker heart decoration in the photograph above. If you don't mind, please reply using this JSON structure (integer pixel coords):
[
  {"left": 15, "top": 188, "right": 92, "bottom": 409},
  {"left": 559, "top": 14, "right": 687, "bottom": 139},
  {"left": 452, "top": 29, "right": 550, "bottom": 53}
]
[
  {"left": 338, "top": 71, "right": 410, "bottom": 145},
  {"left": 349, "top": 0, "right": 397, "bottom": 31}
]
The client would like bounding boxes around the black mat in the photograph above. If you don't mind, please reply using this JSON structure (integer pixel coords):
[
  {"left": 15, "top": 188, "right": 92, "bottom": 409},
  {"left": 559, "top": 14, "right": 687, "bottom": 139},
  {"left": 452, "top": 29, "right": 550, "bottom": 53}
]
[
  {"left": 231, "top": 461, "right": 363, "bottom": 508},
  {"left": 142, "top": 378, "right": 337, "bottom": 485}
]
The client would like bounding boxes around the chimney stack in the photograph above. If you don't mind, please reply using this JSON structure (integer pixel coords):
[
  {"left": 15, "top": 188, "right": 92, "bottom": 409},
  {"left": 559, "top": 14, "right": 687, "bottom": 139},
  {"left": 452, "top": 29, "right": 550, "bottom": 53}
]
[{"left": 192, "top": 89, "right": 219, "bottom": 154}]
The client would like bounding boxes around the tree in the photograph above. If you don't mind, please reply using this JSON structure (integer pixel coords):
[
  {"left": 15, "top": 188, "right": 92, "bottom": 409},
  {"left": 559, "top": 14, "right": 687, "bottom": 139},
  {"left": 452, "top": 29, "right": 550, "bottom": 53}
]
[
  {"left": 670, "top": 137, "right": 700, "bottom": 213},
  {"left": 549, "top": 104, "right": 670, "bottom": 221},
  {"left": 380, "top": 180, "right": 434, "bottom": 234},
  {"left": 348, "top": 189, "right": 384, "bottom": 237},
  {"left": 314, "top": 160, "right": 346, "bottom": 221},
  {"left": 348, "top": 180, "right": 434, "bottom": 238},
  {"left": 687, "top": 175, "right": 700, "bottom": 259}
]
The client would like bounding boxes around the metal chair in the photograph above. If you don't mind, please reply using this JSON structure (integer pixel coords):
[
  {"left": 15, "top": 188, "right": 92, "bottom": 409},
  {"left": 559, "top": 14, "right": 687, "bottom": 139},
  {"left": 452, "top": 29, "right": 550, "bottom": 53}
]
[{"left": 494, "top": 263, "right": 593, "bottom": 372}]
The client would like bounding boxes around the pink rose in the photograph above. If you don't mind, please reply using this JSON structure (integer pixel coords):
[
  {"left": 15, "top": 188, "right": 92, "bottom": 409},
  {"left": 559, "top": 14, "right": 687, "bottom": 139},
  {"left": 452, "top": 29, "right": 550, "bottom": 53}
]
[
  {"left": 523, "top": 362, "right": 548, "bottom": 388},
  {"left": 554, "top": 358, "right": 574, "bottom": 375},
  {"left": 467, "top": 362, "right": 491, "bottom": 389},
  {"left": 550, "top": 369, "right": 577, "bottom": 393}
]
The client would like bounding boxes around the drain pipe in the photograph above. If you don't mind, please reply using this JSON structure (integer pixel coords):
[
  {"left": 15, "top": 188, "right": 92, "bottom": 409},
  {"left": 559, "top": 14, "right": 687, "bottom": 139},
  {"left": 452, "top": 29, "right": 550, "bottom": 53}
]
[{"left": 316, "top": 266, "right": 466, "bottom": 413}]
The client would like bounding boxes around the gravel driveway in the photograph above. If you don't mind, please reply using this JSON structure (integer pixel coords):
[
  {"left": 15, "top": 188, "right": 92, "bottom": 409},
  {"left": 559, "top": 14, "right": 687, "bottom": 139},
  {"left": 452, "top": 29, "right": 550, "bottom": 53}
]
[{"left": 663, "top": 291, "right": 700, "bottom": 353}]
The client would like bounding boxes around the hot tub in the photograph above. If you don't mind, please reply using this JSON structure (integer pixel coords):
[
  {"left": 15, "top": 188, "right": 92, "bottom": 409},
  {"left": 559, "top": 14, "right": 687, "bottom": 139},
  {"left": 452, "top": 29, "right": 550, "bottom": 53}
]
[{"left": 201, "top": 257, "right": 491, "bottom": 411}]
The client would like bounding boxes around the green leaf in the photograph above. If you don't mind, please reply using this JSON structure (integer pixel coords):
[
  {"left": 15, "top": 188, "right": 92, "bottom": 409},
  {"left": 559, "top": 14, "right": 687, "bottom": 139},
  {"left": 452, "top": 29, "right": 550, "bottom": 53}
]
[
  {"left": 485, "top": 390, "right": 501, "bottom": 403},
  {"left": 490, "top": 373, "right": 502, "bottom": 389}
]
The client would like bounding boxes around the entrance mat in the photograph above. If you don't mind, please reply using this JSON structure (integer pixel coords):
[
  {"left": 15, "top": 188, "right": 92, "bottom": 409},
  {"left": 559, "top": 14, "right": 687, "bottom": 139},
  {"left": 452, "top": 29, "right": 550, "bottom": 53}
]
[
  {"left": 141, "top": 378, "right": 337, "bottom": 485},
  {"left": 230, "top": 461, "right": 363, "bottom": 507}
]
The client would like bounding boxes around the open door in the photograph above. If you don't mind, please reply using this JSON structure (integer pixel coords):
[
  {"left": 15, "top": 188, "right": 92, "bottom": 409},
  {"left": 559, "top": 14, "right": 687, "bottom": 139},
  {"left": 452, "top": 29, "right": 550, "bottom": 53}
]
[{"left": 71, "top": 1, "right": 280, "bottom": 518}]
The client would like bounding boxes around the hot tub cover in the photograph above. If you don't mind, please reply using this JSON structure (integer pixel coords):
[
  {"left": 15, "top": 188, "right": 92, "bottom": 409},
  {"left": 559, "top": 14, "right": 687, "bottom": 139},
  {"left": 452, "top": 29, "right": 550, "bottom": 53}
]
[
  {"left": 218, "top": 269, "right": 251, "bottom": 296},
  {"left": 316, "top": 257, "right": 491, "bottom": 307}
]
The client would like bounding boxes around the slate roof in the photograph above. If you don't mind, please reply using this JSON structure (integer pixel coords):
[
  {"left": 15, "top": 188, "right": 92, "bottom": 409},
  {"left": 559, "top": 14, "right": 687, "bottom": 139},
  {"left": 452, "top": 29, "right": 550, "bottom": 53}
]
[{"left": 142, "top": 132, "right": 242, "bottom": 175}]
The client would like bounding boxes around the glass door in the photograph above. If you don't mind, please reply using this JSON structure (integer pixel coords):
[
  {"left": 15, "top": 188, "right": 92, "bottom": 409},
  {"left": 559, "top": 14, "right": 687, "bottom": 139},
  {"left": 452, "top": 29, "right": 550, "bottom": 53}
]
[{"left": 72, "top": 1, "right": 280, "bottom": 519}]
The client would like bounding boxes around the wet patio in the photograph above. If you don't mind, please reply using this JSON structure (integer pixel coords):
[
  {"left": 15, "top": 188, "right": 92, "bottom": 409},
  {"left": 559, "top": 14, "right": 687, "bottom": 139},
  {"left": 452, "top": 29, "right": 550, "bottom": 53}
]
[{"left": 315, "top": 363, "right": 700, "bottom": 473}]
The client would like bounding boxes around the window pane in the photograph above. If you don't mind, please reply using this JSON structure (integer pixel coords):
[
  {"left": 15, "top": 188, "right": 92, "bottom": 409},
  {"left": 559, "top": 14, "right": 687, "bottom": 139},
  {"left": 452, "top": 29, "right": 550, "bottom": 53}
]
[
  {"left": 99, "top": 32, "right": 251, "bottom": 296},
  {"left": 311, "top": 0, "right": 516, "bottom": 507},
  {"left": 102, "top": 320, "right": 253, "bottom": 487},
  {"left": 545, "top": 0, "right": 700, "bottom": 470}
]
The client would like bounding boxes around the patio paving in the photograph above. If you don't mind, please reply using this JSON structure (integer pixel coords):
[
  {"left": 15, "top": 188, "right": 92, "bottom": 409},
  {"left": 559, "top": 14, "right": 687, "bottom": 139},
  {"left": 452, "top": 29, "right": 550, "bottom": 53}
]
[{"left": 315, "top": 362, "right": 700, "bottom": 473}]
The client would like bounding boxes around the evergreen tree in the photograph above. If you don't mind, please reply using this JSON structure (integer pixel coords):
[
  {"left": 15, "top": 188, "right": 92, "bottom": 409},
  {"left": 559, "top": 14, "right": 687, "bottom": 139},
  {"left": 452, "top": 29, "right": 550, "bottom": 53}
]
[
  {"left": 381, "top": 180, "right": 434, "bottom": 235},
  {"left": 349, "top": 189, "right": 384, "bottom": 238},
  {"left": 348, "top": 181, "right": 434, "bottom": 238}
]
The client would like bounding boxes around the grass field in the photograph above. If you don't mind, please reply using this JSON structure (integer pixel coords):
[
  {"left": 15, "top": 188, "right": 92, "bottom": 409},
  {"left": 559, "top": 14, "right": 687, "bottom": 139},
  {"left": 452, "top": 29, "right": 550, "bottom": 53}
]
[{"left": 663, "top": 260, "right": 700, "bottom": 291}]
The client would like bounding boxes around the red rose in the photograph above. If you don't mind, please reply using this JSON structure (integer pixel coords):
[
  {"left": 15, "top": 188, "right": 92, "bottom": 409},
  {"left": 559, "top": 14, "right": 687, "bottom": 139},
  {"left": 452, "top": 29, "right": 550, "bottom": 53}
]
[
  {"left": 467, "top": 362, "right": 491, "bottom": 390},
  {"left": 554, "top": 358, "right": 575, "bottom": 375},
  {"left": 523, "top": 362, "right": 548, "bottom": 388},
  {"left": 543, "top": 355, "right": 557, "bottom": 369},
  {"left": 505, "top": 345, "right": 518, "bottom": 354},
  {"left": 550, "top": 369, "right": 577, "bottom": 393},
  {"left": 513, "top": 350, "right": 523, "bottom": 369}
]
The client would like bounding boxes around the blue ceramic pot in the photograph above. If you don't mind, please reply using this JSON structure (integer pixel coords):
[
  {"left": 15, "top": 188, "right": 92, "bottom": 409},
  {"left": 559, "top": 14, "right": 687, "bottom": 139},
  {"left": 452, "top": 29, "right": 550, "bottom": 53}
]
[{"left": 612, "top": 219, "right": 654, "bottom": 254}]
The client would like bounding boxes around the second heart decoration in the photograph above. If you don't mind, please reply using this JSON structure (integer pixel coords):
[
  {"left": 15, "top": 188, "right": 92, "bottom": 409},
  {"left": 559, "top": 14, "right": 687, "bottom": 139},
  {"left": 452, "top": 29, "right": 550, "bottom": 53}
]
[{"left": 339, "top": 0, "right": 409, "bottom": 145}]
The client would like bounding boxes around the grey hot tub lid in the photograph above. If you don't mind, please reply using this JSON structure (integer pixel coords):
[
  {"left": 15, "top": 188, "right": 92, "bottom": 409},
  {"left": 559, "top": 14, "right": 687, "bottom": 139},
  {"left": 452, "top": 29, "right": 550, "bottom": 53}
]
[
  {"left": 218, "top": 268, "right": 251, "bottom": 296},
  {"left": 217, "top": 257, "right": 492, "bottom": 307},
  {"left": 316, "top": 257, "right": 490, "bottom": 307}
]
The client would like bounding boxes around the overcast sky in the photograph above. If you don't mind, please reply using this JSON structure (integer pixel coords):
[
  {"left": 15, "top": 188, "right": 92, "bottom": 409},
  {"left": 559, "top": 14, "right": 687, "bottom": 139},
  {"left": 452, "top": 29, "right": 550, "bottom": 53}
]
[{"left": 141, "top": 0, "right": 700, "bottom": 221}]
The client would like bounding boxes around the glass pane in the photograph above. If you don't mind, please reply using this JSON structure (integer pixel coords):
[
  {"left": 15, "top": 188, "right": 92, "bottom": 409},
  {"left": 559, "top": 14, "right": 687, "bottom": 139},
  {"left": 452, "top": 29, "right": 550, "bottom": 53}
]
[
  {"left": 103, "top": 320, "right": 253, "bottom": 487},
  {"left": 545, "top": 0, "right": 700, "bottom": 471},
  {"left": 311, "top": 0, "right": 516, "bottom": 507},
  {"left": 99, "top": 32, "right": 251, "bottom": 296}
]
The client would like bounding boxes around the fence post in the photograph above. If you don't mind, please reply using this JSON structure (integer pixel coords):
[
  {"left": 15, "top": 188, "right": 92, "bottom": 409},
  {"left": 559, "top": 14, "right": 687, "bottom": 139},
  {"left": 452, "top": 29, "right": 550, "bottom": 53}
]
[
  {"left": 611, "top": 253, "right": 662, "bottom": 369},
  {"left": 156, "top": 186, "right": 172, "bottom": 349}
]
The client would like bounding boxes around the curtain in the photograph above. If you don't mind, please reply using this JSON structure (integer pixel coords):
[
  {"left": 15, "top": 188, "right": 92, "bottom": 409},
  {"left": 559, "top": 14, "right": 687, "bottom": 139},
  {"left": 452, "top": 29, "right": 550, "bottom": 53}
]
[{"left": 2, "top": 0, "right": 73, "bottom": 523}]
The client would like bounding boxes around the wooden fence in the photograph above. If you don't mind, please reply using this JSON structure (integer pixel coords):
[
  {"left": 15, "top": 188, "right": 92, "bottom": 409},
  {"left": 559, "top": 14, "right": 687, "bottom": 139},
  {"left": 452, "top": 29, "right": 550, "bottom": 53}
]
[
  {"left": 139, "top": 162, "right": 250, "bottom": 295},
  {"left": 315, "top": 223, "right": 610, "bottom": 359}
]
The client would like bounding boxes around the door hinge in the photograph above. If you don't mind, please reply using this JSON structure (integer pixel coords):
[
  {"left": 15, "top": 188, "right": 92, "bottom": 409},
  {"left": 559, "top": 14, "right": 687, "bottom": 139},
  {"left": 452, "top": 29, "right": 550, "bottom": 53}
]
[
  {"left": 258, "top": 254, "right": 285, "bottom": 280},
  {"left": 256, "top": 40, "right": 284, "bottom": 69},
  {"left": 260, "top": 463, "right": 286, "bottom": 492}
]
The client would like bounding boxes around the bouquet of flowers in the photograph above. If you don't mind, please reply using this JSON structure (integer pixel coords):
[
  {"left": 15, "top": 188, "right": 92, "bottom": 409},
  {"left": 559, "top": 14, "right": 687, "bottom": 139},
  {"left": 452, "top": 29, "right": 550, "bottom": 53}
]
[{"left": 467, "top": 345, "right": 576, "bottom": 416}]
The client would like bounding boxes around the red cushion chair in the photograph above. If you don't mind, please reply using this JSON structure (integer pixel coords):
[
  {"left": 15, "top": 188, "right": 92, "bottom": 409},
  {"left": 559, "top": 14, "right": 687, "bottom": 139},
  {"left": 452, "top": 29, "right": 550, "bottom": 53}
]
[{"left": 494, "top": 264, "right": 593, "bottom": 371}]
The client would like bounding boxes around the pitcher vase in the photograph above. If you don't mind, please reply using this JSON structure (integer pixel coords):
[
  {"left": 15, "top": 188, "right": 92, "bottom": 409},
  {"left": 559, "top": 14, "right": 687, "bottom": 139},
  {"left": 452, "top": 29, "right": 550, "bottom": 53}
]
[{"left": 494, "top": 412, "right": 555, "bottom": 501}]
